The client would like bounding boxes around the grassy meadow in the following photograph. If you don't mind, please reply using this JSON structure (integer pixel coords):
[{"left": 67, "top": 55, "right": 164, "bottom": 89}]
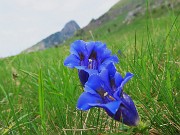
[{"left": 0, "top": 2, "right": 179, "bottom": 135}]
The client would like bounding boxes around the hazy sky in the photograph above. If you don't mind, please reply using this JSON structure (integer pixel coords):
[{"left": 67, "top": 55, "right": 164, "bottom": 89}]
[{"left": 0, "top": 0, "right": 119, "bottom": 58}]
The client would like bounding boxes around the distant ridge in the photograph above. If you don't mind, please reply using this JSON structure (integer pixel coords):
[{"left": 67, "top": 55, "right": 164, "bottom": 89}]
[
  {"left": 83, "top": 0, "right": 173, "bottom": 31},
  {"left": 24, "top": 20, "right": 80, "bottom": 53}
]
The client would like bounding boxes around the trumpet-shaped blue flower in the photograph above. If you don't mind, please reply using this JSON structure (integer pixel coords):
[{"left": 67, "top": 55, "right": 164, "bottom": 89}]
[
  {"left": 64, "top": 40, "right": 119, "bottom": 86},
  {"left": 77, "top": 63, "right": 139, "bottom": 126}
]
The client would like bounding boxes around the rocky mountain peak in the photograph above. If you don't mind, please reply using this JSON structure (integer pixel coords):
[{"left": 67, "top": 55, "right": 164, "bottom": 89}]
[
  {"left": 24, "top": 20, "right": 80, "bottom": 53},
  {"left": 62, "top": 20, "right": 80, "bottom": 36}
]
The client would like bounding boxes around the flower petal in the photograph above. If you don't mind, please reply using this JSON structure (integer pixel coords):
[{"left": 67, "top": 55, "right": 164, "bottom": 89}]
[
  {"left": 99, "top": 55, "right": 119, "bottom": 71},
  {"left": 113, "top": 87, "right": 123, "bottom": 100},
  {"left": 100, "top": 48, "right": 111, "bottom": 60},
  {"left": 83, "top": 69, "right": 98, "bottom": 76},
  {"left": 95, "top": 42, "right": 109, "bottom": 60},
  {"left": 120, "top": 92, "right": 139, "bottom": 126},
  {"left": 77, "top": 92, "right": 102, "bottom": 110},
  {"left": 99, "top": 69, "right": 109, "bottom": 86},
  {"left": 84, "top": 74, "right": 103, "bottom": 93},
  {"left": 86, "top": 41, "right": 96, "bottom": 57},
  {"left": 78, "top": 70, "right": 89, "bottom": 86},
  {"left": 114, "top": 72, "right": 123, "bottom": 88},
  {"left": 99, "top": 63, "right": 119, "bottom": 91},
  {"left": 89, "top": 100, "right": 121, "bottom": 115},
  {"left": 106, "top": 63, "right": 117, "bottom": 77},
  {"left": 64, "top": 54, "right": 80, "bottom": 68},
  {"left": 70, "top": 40, "right": 87, "bottom": 58},
  {"left": 120, "top": 72, "right": 134, "bottom": 88}
]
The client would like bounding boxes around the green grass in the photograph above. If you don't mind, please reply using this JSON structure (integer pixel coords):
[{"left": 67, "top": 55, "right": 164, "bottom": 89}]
[{"left": 0, "top": 1, "right": 179, "bottom": 135}]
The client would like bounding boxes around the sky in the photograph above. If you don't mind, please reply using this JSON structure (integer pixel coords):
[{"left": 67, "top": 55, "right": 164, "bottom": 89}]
[{"left": 0, "top": 0, "right": 119, "bottom": 58}]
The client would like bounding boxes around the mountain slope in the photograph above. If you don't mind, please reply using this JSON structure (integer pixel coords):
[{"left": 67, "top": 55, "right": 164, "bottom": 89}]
[
  {"left": 24, "top": 20, "right": 80, "bottom": 53},
  {"left": 77, "top": 0, "right": 179, "bottom": 34}
]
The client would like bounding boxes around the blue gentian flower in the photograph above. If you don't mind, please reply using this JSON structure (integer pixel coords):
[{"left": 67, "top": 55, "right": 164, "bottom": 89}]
[
  {"left": 77, "top": 63, "right": 139, "bottom": 126},
  {"left": 64, "top": 40, "right": 119, "bottom": 86}
]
